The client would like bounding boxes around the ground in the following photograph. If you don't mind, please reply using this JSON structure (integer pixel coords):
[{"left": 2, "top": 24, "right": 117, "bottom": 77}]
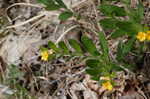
[{"left": 0, "top": 0, "right": 150, "bottom": 99}]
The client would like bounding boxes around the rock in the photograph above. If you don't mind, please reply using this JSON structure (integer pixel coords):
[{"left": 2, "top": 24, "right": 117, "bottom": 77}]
[{"left": 0, "top": 33, "right": 41, "bottom": 65}]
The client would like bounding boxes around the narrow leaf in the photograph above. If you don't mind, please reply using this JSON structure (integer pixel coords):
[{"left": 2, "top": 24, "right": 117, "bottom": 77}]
[
  {"left": 58, "top": 41, "right": 69, "bottom": 54},
  {"left": 68, "top": 39, "right": 83, "bottom": 53},
  {"left": 122, "top": 37, "right": 135, "bottom": 54},
  {"left": 91, "top": 75, "right": 100, "bottom": 81},
  {"left": 48, "top": 41, "right": 60, "bottom": 52},
  {"left": 59, "top": 11, "right": 73, "bottom": 21},
  {"left": 121, "top": 0, "right": 130, "bottom": 4},
  {"left": 99, "top": 4, "right": 126, "bottom": 16},
  {"left": 55, "top": 0, "right": 67, "bottom": 8},
  {"left": 128, "top": 0, "right": 144, "bottom": 23},
  {"left": 116, "top": 41, "right": 124, "bottom": 61},
  {"left": 98, "top": 32, "right": 109, "bottom": 59},
  {"left": 116, "top": 21, "right": 143, "bottom": 36},
  {"left": 37, "top": 0, "right": 61, "bottom": 10},
  {"left": 116, "top": 38, "right": 135, "bottom": 61},
  {"left": 100, "top": 18, "right": 118, "bottom": 29},
  {"left": 111, "top": 29, "right": 126, "bottom": 38},
  {"left": 40, "top": 47, "right": 48, "bottom": 52},
  {"left": 81, "top": 36, "right": 100, "bottom": 56},
  {"left": 86, "top": 59, "right": 100, "bottom": 68},
  {"left": 86, "top": 68, "right": 101, "bottom": 76}
]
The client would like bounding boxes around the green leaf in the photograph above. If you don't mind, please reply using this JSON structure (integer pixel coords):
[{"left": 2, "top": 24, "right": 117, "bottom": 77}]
[
  {"left": 86, "top": 68, "right": 101, "bottom": 76},
  {"left": 48, "top": 41, "right": 60, "bottom": 52},
  {"left": 68, "top": 39, "right": 83, "bottom": 53},
  {"left": 116, "top": 41, "right": 124, "bottom": 61},
  {"left": 98, "top": 32, "right": 109, "bottom": 59},
  {"left": 40, "top": 47, "right": 48, "bottom": 52},
  {"left": 101, "top": 0, "right": 120, "bottom": 3},
  {"left": 86, "top": 59, "right": 100, "bottom": 68},
  {"left": 59, "top": 11, "right": 73, "bottom": 21},
  {"left": 45, "top": 3, "right": 60, "bottom": 10},
  {"left": 100, "top": 18, "right": 118, "bottom": 29},
  {"left": 116, "top": 38, "right": 135, "bottom": 61},
  {"left": 124, "top": 64, "right": 136, "bottom": 70},
  {"left": 81, "top": 36, "right": 100, "bottom": 56},
  {"left": 122, "top": 37, "right": 135, "bottom": 54},
  {"left": 128, "top": 0, "right": 144, "bottom": 23},
  {"left": 55, "top": 0, "right": 67, "bottom": 8},
  {"left": 111, "top": 29, "right": 126, "bottom": 38},
  {"left": 121, "top": 0, "right": 130, "bottom": 4},
  {"left": 116, "top": 21, "right": 143, "bottom": 36},
  {"left": 37, "top": 0, "right": 61, "bottom": 10},
  {"left": 99, "top": 4, "right": 126, "bottom": 17},
  {"left": 91, "top": 75, "right": 100, "bottom": 81},
  {"left": 110, "top": 63, "right": 123, "bottom": 71},
  {"left": 46, "top": 5, "right": 60, "bottom": 10},
  {"left": 48, "top": 54, "right": 55, "bottom": 60},
  {"left": 58, "top": 41, "right": 69, "bottom": 54}
]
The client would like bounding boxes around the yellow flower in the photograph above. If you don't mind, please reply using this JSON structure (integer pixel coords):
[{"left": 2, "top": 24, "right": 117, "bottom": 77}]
[
  {"left": 102, "top": 81, "right": 113, "bottom": 91},
  {"left": 146, "top": 31, "right": 150, "bottom": 40},
  {"left": 136, "top": 32, "right": 147, "bottom": 42},
  {"left": 41, "top": 50, "right": 49, "bottom": 61}
]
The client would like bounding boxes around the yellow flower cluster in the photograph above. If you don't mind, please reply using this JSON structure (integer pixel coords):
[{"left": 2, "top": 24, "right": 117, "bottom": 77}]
[
  {"left": 136, "top": 31, "right": 150, "bottom": 42},
  {"left": 40, "top": 49, "right": 54, "bottom": 61},
  {"left": 100, "top": 76, "right": 113, "bottom": 91}
]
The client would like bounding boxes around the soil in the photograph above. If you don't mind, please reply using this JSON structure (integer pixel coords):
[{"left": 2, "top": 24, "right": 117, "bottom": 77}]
[{"left": 0, "top": 0, "right": 150, "bottom": 99}]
